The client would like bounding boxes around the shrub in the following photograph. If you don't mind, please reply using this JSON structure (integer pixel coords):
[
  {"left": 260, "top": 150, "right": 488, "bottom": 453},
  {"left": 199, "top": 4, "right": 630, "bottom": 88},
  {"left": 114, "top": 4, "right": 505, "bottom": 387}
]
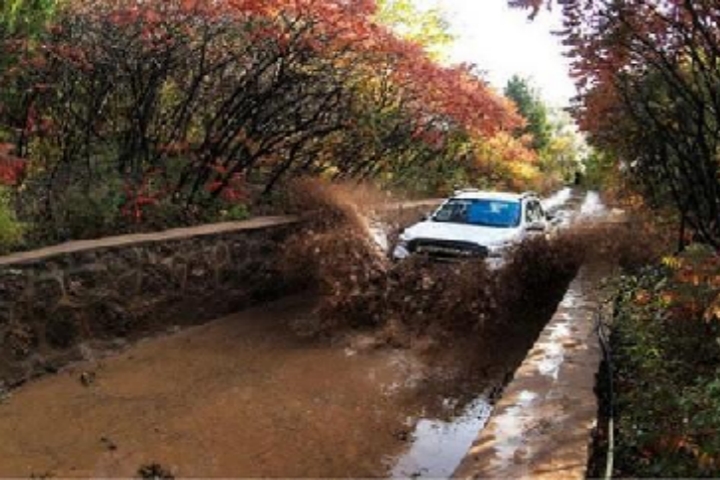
[
  {"left": 607, "top": 257, "right": 720, "bottom": 477},
  {"left": 0, "top": 187, "right": 24, "bottom": 253}
]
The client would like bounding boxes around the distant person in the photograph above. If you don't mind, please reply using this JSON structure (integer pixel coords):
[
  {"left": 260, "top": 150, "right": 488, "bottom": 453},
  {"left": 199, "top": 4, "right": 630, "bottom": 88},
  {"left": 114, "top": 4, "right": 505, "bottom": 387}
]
[{"left": 574, "top": 171, "right": 583, "bottom": 186}]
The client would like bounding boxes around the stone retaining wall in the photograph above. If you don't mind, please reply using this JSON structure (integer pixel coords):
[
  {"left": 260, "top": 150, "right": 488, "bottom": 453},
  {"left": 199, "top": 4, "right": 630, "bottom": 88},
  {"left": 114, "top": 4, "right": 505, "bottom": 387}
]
[
  {"left": 0, "top": 201, "right": 439, "bottom": 389},
  {"left": 0, "top": 217, "right": 301, "bottom": 389}
]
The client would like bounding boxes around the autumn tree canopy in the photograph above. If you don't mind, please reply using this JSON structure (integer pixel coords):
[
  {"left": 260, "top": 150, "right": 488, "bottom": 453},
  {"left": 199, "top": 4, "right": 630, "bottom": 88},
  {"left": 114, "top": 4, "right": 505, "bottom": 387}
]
[
  {"left": 511, "top": 0, "right": 720, "bottom": 247},
  {"left": 0, "top": 0, "right": 541, "bottom": 245}
]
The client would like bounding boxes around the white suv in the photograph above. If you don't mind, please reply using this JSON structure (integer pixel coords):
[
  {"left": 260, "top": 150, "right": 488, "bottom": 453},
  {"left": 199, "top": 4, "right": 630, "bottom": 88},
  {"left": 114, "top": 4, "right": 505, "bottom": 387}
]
[{"left": 392, "top": 189, "right": 550, "bottom": 262}]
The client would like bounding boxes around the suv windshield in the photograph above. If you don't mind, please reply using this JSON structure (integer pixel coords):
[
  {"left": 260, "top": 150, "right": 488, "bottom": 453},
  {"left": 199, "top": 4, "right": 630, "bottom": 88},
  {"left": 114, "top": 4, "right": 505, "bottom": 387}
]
[{"left": 433, "top": 198, "right": 521, "bottom": 228}]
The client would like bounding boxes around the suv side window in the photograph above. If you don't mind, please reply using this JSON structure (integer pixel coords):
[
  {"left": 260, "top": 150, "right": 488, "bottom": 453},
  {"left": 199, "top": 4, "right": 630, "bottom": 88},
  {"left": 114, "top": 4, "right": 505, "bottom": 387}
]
[
  {"left": 524, "top": 199, "right": 537, "bottom": 223},
  {"left": 525, "top": 199, "right": 544, "bottom": 223},
  {"left": 532, "top": 201, "right": 544, "bottom": 222}
]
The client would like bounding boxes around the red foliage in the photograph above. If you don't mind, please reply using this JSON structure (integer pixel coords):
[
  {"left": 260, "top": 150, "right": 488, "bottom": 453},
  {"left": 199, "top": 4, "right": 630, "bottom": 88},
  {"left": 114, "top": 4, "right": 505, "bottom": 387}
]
[
  {"left": 0, "top": 144, "right": 26, "bottom": 186},
  {"left": 120, "top": 170, "right": 168, "bottom": 222},
  {"left": 66, "top": 0, "right": 520, "bottom": 140},
  {"left": 0, "top": 0, "right": 531, "bottom": 221}
]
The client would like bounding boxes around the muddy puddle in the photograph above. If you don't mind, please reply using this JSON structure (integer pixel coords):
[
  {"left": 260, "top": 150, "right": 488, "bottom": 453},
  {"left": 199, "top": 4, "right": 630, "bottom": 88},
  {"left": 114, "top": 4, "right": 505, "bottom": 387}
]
[
  {"left": 0, "top": 295, "right": 519, "bottom": 478},
  {"left": 0, "top": 277, "right": 572, "bottom": 479}
]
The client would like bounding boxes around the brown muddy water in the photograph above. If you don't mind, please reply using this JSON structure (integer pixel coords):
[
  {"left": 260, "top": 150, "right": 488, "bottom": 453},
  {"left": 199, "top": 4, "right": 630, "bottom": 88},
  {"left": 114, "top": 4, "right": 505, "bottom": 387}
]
[
  {"left": 0, "top": 296, "right": 522, "bottom": 478},
  {"left": 0, "top": 294, "right": 574, "bottom": 478}
]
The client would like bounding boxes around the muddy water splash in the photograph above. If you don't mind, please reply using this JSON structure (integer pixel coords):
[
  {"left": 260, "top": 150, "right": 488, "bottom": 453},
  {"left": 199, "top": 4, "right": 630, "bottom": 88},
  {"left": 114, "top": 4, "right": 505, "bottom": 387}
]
[
  {"left": 283, "top": 181, "right": 586, "bottom": 346},
  {"left": 542, "top": 187, "right": 572, "bottom": 211},
  {"left": 386, "top": 190, "right": 593, "bottom": 478},
  {"left": 579, "top": 191, "right": 606, "bottom": 217},
  {"left": 279, "top": 186, "right": 657, "bottom": 478}
]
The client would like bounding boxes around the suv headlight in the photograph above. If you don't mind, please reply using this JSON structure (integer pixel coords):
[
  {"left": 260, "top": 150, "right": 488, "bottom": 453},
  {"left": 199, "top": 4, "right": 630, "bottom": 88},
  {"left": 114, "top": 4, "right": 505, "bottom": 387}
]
[{"left": 392, "top": 236, "right": 410, "bottom": 259}]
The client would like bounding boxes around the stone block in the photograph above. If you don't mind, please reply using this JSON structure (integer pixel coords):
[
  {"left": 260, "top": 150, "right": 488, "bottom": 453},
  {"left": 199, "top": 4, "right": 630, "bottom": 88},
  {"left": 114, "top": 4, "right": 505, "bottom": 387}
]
[
  {"left": 31, "top": 275, "right": 65, "bottom": 310},
  {"left": 87, "top": 301, "right": 136, "bottom": 338},
  {"left": 2, "top": 323, "right": 38, "bottom": 360},
  {"left": 46, "top": 308, "right": 81, "bottom": 349}
]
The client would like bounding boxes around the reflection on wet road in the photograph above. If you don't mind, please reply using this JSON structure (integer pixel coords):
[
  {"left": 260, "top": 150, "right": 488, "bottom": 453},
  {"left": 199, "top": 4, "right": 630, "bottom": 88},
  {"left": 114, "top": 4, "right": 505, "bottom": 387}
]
[{"left": 391, "top": 395, "right": 493, "bottom": 478}]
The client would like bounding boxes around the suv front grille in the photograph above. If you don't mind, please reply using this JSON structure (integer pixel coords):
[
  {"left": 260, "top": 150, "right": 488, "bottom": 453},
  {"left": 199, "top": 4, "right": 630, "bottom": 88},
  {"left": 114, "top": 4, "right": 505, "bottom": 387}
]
[{"left": 408, "top": 239, "right": 488, "bottom": 259}]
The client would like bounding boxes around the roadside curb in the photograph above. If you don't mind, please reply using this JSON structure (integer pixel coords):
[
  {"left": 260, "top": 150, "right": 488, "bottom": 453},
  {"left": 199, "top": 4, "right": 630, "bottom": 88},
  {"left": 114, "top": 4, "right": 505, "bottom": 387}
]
[{"left": 453, "top": 263, "right": 613, "bottom": 479}]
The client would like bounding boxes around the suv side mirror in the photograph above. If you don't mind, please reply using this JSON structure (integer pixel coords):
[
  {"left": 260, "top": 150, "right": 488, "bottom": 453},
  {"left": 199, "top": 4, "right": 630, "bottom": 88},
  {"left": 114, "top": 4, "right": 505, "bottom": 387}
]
[{"left": 547, "top": 212, "right": 562, "bottom": 225}]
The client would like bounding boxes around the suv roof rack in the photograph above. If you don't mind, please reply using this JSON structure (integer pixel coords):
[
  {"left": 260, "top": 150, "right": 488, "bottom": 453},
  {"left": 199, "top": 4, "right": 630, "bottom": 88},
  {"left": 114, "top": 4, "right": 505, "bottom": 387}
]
[{"left": 520, "top": 191, "right": 538, "bottom": 198}]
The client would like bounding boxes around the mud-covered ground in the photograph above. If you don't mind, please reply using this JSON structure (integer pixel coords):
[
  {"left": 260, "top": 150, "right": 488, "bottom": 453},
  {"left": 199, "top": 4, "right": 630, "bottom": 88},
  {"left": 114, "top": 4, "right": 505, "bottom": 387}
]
[
  {"left": 0, "top": 297, "right": 418, "bottom": 477},
  {"left": 0, "top": 292, "right": 561, "bottom": 478},
  {"left": 0, "top": 187, "right": 647, "bottom": 477}
]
